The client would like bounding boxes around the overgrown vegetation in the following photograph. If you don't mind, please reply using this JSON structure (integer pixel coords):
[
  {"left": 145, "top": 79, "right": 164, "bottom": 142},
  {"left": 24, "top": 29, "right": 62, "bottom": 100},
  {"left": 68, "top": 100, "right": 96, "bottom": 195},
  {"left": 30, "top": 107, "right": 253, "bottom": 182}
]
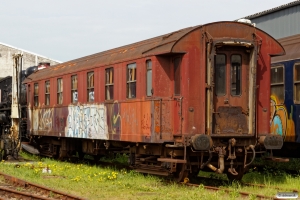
[{"left": 1, "top": 152, "right": 300, "bottom": 200}]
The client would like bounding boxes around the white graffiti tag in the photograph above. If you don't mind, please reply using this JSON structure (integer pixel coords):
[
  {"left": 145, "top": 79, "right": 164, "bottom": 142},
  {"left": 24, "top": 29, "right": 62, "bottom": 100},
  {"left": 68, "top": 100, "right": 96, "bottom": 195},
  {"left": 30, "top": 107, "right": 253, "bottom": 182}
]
[{"left": 66, "top": 104, "right": 108, "bottom": 139}]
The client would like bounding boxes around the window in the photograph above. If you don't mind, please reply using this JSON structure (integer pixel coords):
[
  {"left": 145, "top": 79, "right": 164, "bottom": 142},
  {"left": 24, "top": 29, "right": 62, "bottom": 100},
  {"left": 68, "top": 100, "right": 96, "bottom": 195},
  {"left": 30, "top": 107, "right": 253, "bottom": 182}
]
[
  {"left": 105, "top": 68, "right": 114, "bottom": 100},
  {"left": 271, "top": 65, "right": 284, "bottom": 103},
  {"left": 215, "top": 54, "right": 226, "bottom": 96},
  {"left": 231, "top": 55, "right": 241, "bottom": 96},
  {"left": 294, "top": 63, "right": 300, "bottom": 103},
  {"left": 174, "top": 57, "right": 181, "bottom": 95},
  {"left": 87, "top": 72, "right": 94, "bottom": 102},
  {"left": 45, "top": 80, "right": 50, "bottom": 105},
  {"left": 71, "top": 75, "right": 78, "bottom": 103},
  {"left": 34, "top": 83, "right": 39, "bottom": 107},
  {"left": 57, "top": 78, "right": 63, "bottom": 104},
  {"left": 146, "top": 60, "right": 152, "bottom": 96},
  {"left": 127, "top": 63, "right": 136, "bottom": 98}
]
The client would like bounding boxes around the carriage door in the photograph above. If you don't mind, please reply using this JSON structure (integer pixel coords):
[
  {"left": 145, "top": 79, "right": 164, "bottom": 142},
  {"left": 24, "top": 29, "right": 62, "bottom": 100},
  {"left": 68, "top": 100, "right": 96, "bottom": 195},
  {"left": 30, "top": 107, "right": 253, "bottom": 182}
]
[{"left": 213, "top": 46, "right": 250, "bottom": 135}]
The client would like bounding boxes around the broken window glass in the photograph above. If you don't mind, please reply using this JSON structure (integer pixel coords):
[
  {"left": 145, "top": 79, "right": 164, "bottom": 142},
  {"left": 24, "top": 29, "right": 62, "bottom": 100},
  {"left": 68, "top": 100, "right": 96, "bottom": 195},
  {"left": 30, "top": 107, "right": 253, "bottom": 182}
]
[
  {"left": 215, "top": 54, "right": 226, "bottom": 96},
  {"left": 105, "top": 68, "right": 114, "bottom": 100},
  {"left": 127, "top": 63, "right": 136, "bottom": 98},
  {"left": 45, "top": 80, "right": 50, "bottom": 105}
]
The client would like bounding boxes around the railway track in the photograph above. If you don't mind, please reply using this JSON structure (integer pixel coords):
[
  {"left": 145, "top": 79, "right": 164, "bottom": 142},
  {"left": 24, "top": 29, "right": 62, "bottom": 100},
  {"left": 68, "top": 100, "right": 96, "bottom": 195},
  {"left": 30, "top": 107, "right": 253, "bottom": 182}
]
[
  {"left": 184, "top": 182, "right": 281, "bottom": 200},
  {"left": 187, "top": 175, "right": 300, "bottom": 199},
  {"left": 0, "top": 172, "right": 86, "bottom": 200}
]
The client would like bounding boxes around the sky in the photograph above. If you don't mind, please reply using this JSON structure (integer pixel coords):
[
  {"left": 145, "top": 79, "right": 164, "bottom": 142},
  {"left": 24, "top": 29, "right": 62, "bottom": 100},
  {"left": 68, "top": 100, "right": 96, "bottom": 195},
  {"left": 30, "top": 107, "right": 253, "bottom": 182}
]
[{"left": 0, "top": 0, "right": 295, "bottom": 62}]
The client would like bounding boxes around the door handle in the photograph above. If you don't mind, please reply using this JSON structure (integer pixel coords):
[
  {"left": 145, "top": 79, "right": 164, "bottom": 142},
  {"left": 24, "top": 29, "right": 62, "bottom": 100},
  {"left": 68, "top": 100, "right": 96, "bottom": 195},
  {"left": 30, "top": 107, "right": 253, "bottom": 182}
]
[{"left": 224, "top": 99, "right": 229, "bottom": 104}]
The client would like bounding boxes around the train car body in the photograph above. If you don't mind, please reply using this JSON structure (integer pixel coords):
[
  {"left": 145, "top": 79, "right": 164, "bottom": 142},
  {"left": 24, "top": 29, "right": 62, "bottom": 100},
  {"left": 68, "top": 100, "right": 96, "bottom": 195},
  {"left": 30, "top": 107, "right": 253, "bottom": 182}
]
[
  {"left": 270, "top": 34, "right": 300, "bottom": 157},
  {"left": 24, "top": 21, "right": 284, "bottom": 180}
]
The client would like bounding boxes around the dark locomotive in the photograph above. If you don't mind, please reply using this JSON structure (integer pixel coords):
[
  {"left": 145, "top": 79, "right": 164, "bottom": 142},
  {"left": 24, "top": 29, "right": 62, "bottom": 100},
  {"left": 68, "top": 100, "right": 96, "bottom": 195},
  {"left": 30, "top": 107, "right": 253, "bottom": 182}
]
[
  {"left": 1, "top": 21, "right": 285, "bottom": 181},
  {"left": 0, "top": 57, "right": 42, "bottom": 160}
]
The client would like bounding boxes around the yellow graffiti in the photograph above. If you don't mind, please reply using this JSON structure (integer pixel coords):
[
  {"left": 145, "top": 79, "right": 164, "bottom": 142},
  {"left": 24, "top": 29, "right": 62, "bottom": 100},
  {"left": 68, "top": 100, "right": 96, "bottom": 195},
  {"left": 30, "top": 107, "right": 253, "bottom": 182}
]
[{"left": 270, "top": 95, "right": 295, "bottom": 142}]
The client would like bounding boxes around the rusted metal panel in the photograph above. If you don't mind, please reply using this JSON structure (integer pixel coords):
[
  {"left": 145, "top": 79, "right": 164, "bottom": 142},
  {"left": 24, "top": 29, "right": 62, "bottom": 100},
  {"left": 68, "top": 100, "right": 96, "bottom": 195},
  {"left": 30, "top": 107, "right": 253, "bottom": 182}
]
[
  {"left": 120, "top": 101, "right": 151, "bottom": 142},
  {"left": 153, "top": 100, "right": 173, "bottom": 141}
]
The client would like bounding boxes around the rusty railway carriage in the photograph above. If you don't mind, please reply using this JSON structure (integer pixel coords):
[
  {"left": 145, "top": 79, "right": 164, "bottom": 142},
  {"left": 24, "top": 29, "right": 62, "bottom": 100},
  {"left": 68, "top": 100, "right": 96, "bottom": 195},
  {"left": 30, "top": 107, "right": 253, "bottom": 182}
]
[{"left": 24, "top": 21, "right": 285, "bottom": 181}]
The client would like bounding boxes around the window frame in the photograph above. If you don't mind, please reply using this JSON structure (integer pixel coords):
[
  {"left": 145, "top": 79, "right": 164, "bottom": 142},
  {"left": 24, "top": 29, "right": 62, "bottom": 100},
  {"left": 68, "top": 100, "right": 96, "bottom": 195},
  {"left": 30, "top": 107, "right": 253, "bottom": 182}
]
[
  {"left": 45, "top": 80, "right": 50, "bottom": 106},
  {"left": 146, "top": 59, "right": 152, "bottom": 97},
  {"left": 173, "top": 57, "right": 181, "bottom": 96},
  {"left": 215, "top": 54, "right": 227, "bottom": 96},
  {"left": 71, "top": 75, "right": 78, "bottom": 104},
  {"left": 105, "top": 67, "right": 114, "bottom": 100},
  {"left": 57, "top": 78, "right": 63, "bottom": 105},
  {"left": 127, "top": 63, "right": 137, "bottom": 99},
  {"left": 230, "top": 54, "right": 242, "bottom": 97},
  {"left": 34, "top": 83, "right": 39, "bottom": 107},
  {"left": 294, "top": 62, "right": 300, "bottom": 104},
  {"left": 87, "top": 71, "right": 94, "bottom": 102},
  {"left": 271, "top": 65, "right": 285, "bottom": 103}
]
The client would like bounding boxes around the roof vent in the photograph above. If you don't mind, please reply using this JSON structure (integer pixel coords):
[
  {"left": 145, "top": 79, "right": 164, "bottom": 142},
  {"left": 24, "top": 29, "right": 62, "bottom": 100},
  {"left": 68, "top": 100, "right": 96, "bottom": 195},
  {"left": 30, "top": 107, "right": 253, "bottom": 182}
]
[{"left": 237, "top": 19, "right": 256, "bottom": 27}]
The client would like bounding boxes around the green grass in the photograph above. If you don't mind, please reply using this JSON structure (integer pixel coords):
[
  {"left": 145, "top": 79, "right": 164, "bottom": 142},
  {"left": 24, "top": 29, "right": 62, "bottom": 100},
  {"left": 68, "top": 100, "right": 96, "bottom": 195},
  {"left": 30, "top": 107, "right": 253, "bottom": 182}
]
[{"left": 1, "top": 152, "right": 300, "bottom": 200}]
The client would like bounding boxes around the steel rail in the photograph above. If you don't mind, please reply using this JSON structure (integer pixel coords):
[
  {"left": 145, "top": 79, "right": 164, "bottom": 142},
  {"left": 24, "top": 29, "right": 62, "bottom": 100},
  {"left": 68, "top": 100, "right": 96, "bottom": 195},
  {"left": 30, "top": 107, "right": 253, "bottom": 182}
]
[
  {"left": 185, "top": 182, "right": 280, "bottom": 200},
  {"left": 0, "top": 171, "right": 86, "bottom": 200},
  {"left": 0, "top": 186, "right": 52, "bottom": 200},
  {"left": 196, "top": 175, "right": 299, "bottom": 194}
]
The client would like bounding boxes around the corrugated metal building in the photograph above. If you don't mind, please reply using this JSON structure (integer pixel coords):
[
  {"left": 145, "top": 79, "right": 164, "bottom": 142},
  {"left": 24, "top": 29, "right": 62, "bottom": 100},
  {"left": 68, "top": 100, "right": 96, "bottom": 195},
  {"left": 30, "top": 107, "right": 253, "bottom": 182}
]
[
  {"left": 243, "top": 0, "right": 300, "bottom": 39},
  {"left": 0, "top": 42, "right": 60, "bottom": 79}
]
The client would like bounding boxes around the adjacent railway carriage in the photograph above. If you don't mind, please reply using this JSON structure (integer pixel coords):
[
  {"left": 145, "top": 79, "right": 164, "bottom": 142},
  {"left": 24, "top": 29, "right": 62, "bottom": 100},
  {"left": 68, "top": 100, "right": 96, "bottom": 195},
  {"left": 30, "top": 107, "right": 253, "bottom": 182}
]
[
  {"left": 270, "top": 34, "right": 300, "bottom": 158},
  {"left": 23, "top": 21, "right": 285, "bottom": 181}
]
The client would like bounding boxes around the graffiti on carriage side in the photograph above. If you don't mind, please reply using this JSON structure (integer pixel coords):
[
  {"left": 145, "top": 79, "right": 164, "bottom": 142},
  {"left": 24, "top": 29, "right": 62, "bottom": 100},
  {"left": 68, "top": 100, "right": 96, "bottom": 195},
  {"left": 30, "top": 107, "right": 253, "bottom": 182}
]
[
  {"left": 38, "top": 108, "right": 54, "bottom": 131},
  {"left": 65, "top": 104, "right": 108, "bottom": 139},
  {"left": 270, "top": 95, "right": 295, "bottom": 142},
  {"left": 106, "top": 101, "right": 121, "bottom": 136}
]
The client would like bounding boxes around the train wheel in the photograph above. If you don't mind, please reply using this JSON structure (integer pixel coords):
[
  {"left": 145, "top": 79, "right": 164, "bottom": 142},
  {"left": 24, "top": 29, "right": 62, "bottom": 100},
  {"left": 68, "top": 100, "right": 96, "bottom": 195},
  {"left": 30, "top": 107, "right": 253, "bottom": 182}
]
[
  {"left": 226, "top": 165, "right": 245, "bottom": 182},
  {"left": 173, "top": 164, "right": 189, "bottom": 182}
]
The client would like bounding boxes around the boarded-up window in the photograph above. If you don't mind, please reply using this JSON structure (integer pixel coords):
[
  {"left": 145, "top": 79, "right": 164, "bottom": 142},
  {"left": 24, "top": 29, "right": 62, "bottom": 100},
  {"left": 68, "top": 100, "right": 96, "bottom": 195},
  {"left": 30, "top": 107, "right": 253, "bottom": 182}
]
[
  {"left": 271, "top": 65, "right": 284, "bottom": 103},
  {"left": 105, "top": 68, "right": 114, "bottom": 100},
  {"left": 127, "top": 63, "right": 136, "bottom": 98},
  {"left": 294, "top": 63, "right": 300, "bottom": 103},
  {"left": 71, "top": 75, "right": 78, "bottom": 103},
  {"left": 57, "top": 78, "right": 63, "bottom": 104},
  {"left": 215, "top": 54, "right": 226, "bottom": 96},
  {"left": 174, "top": 57, "right": 181, "bottom": 95},
  {"left": 146, "top": 60, "right": 152, "bottom": 96},
  {"left": 45, "top": 80, "right": 50, "bottom": 105},
  {"left": 34, "top": 83, "right": 39, "bottom": 107},
  {"left": 231, "top": 55, "right": 241, "bottom": 96},
  {"left": 87, "top": 72, "right": 94, "bottom": 102}
]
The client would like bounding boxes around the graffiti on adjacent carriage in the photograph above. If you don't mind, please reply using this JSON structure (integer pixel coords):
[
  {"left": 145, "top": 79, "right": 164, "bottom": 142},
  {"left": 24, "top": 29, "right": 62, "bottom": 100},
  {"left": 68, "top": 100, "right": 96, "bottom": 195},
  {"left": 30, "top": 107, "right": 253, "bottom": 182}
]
[
  {"left": 66, "top": 104, "right": 108, "bottom": 139},
  {"left": 38, "top": 108, "right": 54, "bottom": 131},
  {"left": 270, "top": 95, "right": 295, "bottom": 142}
]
